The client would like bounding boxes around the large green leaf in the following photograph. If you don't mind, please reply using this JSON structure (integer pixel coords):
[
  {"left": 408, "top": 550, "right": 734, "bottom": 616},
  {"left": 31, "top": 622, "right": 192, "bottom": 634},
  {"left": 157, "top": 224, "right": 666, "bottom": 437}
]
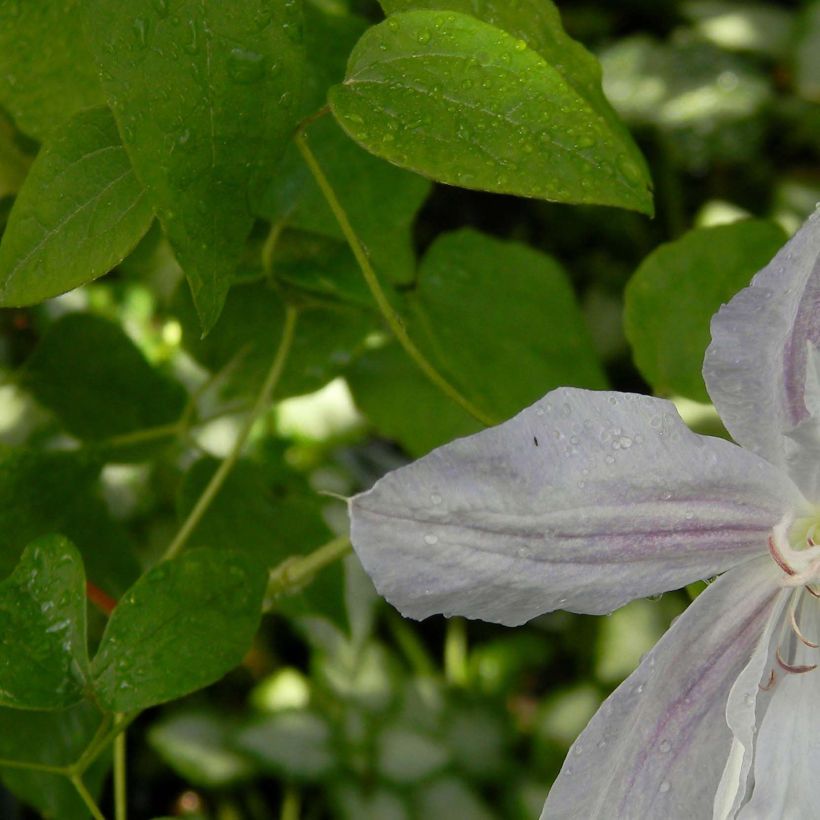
[
  {"left": 379, "top": 0, "right": 625, "bottom": 139},
  {"left": 21, "top": 312, "right": 186, "bottom": 451},
  {"left": 624, "top": 219, "right": 788, "bottom": 402},
  {"left": 0, "top": 0, "right": 104, "bottom": 140},
  {"left": 179, "top": 456, "right": 345, "bottom": 623},
  {"left": 0, "top": 447, "right": 98, "bottom": 576},
  {"left": 347, "top": 342, "right": 480, "bottom": 457},
  {"left": 83, "top": 0, "right": 307, "bottom": 331},
  {"left": 0, "top": 107, "right": 154, "bottom": 307},
  {"left": 348, "top": 229, "right": 606, "bottom": 452},
  {"left": 148, "top": 711, "right": 255, "bottom": 787},
  {"left": 0, "top": 701, "right": 109, "bottom": 819},
  {"left": 0, "top": 536, "right": 89, "bottom": 709},
  {"left": 301, "top": 1, "right": 369, "bottom": 115},
  {"left": 0, "top": 445, "right": 138, "bottom": 598},
  {"left": 329, "top": 10, "right": 652, "bottom": 212},
  {"left": 174, "top": 278, "right": 375, "bottom": 400},
  {"left": 92, "top": 549, "right": 266, "bottom": 712},
  {"left": 260, "top": 116, "right": 431, "bottom": 285}
]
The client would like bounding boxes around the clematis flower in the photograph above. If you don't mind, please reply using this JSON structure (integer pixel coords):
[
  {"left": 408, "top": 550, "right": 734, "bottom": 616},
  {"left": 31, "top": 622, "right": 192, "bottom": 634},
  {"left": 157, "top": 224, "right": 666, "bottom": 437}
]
[{"left": 349, "top": 209, "right": 820, "bottom": 818}]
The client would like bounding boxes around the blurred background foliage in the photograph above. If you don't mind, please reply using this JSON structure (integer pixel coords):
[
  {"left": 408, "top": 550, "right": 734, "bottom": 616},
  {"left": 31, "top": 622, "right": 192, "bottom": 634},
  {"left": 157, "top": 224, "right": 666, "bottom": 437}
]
[{"left": 0, "top": 0, "right": 818, "bottom": 817}]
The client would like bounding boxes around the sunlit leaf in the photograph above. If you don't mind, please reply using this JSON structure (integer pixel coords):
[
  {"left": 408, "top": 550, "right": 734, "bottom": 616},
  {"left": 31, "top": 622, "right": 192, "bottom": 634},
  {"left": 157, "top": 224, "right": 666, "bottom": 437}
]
[
  {"left": 0, "top": 107, "right": 153, "bottom": 307},
  {"left": 330, "top": 10, "right": 652, "bottom": 212},
  {"left": 0, "top": 535, "right": 89, "bottom": 709},
  {"left": 83, "top": 0, "right": 307, "bottom": 330},
  {"left": 92, "top": 549, "right": 265, "bottom": 711}
]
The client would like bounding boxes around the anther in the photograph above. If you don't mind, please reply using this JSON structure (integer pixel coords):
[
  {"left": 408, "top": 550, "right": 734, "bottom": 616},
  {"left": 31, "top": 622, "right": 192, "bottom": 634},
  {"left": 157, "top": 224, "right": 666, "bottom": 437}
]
[
  {"left": 775, "top": 647, "right": 818, "bottom": 675},
  {"left": 758, "top": 669, "right": 776, "bottom": 691},
  {"left": 788, "top": 604, "right": 819, "bottom": 648},
  {"left": 768, "top": 535, "right": 796, "bottom": 576}
]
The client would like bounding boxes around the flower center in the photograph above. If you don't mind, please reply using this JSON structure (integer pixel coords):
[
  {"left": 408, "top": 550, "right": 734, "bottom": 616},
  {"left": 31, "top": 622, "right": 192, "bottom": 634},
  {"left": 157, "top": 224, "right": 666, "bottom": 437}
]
[{"left": 767, "top": 512, "right": 820, "bottom": 589}]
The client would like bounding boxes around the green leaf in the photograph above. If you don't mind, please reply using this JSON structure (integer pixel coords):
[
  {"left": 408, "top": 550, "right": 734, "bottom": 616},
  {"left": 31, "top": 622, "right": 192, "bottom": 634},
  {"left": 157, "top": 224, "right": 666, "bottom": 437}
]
[
  {"left": 624, "top": 219, "right": 788, "bottom": 402},
  {"left": 414, "top": 777, "right": 494, "bottom": 820},
  {"left": 329, "top": 10, "right": 652, "bottom": 212},
  {"left": 273, "top": 230, "right": 373, "bottom": 307},
  {"left": 347, "top": 342, "right": 481, "bottom": 457},
  {"left": 0, "top": 701, "right": 109, "bottom": 819},
  {"left": 796, "top": 1, "right": 820, "bottom": 103},
  {"left": 349, "top": 230, "right": 606, "bottom": 452},
  {"left": 600, "top": 35, "right": 771, "bottom": 171},
  {"left": 0, "top": 445, "right": 138, "bottom": 599},
  {"left": 301, "top": 1, "right": 369, "bottom": 115},
  {"left": 0, "top": 107, "right": 154, "bottom": 307},
  {"left": 236, "top": 711, "right": 336, "bottom": 779},
  {"left": 83, "top": 0, "right": 307, "bottom": 331},
  {"left": 174, "top": 278, "right": 375, "bottom": 400},
  {"left": 21, "top": 312, "right": 186, "bottom": 451},
  {"left": 0, "top": 110, "right": 31, "bottom": 199},
  {"left": 148, "top": 711, "right": 255, "bottom": 788},
  {"left": 261, "top": 115, "right": 431, "bottom": 286},
  {"left": 0, "top": 0, "right": 104, "bottom": 140},
  {"left": 379, "top": 0, "right": 627, "bottom": 139},
  {"left": 0, "top": 447, "right": 98, "bottom": 577},
  {"left": 92, "top": 549, "right": 266, "bottom": 712},
  {"left": 0, "top": 535, "right": 89, "bottom": 709},
  {"left": 179, "top": 456, "right": 345, "bottom": 624},
  {"left": 377, "top": 725, "right": 449, "bottom": 783}
]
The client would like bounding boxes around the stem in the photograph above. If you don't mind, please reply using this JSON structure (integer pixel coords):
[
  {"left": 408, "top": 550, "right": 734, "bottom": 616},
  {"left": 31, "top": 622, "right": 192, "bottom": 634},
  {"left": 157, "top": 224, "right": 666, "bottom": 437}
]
[
  {"left": 385, "top": 609, "right": 437, "bottom": 676},
  {"left": 265, "top": 535, "right": 351, "bottom": 609},
  {"left": 444, "top": 617, "right": 469, "bottom": 686},
  {"left": 73, "top": 713, "right": 137, "bottom": 778},
  {"left": 280, "top": 785, "right": 301, "bottom": 820},
  {"left": 71, "top": 714, "right": 113, "bottom": 776},
  {"left": 71, "top": 775, "right": 106, "bottom": 820},
  {"left": 294, "top": 130, "right": 496, "bottom": 428},
  {"left": 162, "top": 307, "right": 299, "bottom": 562},
  {"left": 0, "top": 757, "right": 67, "bottom": 775},
  {"left": 114, "top": 725, "right": 127, "bottom": 820},
  {"left": 102, "top": 421, "right": 182, "bottom": 448}
]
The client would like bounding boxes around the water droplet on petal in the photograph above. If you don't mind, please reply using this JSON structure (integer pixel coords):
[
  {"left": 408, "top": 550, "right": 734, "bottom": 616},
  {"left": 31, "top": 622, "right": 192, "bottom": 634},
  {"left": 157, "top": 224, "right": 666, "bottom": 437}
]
[{"left": 424, "top": 534, "right": 439, "bottom": 545}]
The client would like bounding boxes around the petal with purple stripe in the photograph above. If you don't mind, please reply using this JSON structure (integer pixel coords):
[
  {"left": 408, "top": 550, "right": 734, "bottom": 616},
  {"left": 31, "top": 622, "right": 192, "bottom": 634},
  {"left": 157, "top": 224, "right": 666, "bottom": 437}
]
[
  {"left": 350, "top": 389, "right": 801, "bottom": 625},
  {"left": 704, "top": 208, "right": 820, "bottom": 481},
  {"left": 539, "top": 557, "right": 781, "bottom": 820}
]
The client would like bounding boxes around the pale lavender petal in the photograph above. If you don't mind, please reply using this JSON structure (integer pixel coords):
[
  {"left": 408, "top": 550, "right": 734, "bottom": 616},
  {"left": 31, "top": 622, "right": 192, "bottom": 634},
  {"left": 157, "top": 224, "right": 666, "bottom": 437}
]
[
  {"left": 736, "top": 590, "right": 820, "bottom": 818},
  {"left": 540, "top": 558, "right": 781, "bottom": 820},
  {"left": 350, "top": 389, "right": 801, "bottom": 625},
  {"left": 704, "top": 208, "right": 820, "bottom": 479},
  {"left": 784, "top": 416, "right": 820, "bottom": 503},
  {"left": 713, "top": 587, "right": 790, "bottom": 819}
]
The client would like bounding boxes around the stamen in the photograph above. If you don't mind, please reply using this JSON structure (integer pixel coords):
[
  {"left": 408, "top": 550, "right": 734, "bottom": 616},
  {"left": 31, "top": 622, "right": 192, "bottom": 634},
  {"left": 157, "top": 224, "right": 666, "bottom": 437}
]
[
  {"left": 775, "top": 647, "right": 817, "bottom": 675},
  {"left": 788, "top": 602, "right": 819, "bottom": 648},
  {"left": 768, "top": 535, "right": 796, "bottom": 576},
  {"left": 758, "top": 669, "right": 776, "bottom": 691}
]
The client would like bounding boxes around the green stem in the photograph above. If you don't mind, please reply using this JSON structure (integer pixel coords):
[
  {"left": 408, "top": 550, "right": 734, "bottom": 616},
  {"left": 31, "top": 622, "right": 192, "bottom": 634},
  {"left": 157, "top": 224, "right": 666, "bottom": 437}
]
[
  {"left": 444, "top": 617, "right": 469, "bottom": 686},
  {"left": 71, "top": 713, "right": 113, "bottom": 776},
  {"left": 102, "top": 421, "right": 182, "bottom": 448},
  {"left": 162, "top": 307, "right": 299, "bottom": 562},
  {"left": 385, "top": 608, "right": 437, "bottom": 677},
  {"left": 280, "top": 785, "right": 301, "bottom": 820},
  {"left": 71, "top": 775, "right": 106, "bottom": 820},
  {"left": 265, "top": 535, "right": 351, "bottom": 609},
  {"left": 114, "top": 724, "right": 127, "bottom": 820},
  {"left": 0, "top": 757, "right": 67, "bottom": 775},
  {"left": 73, "top": 713, "right": 138, "bottom": 776},
  {"left": 294, "top": 130, "right": 496, "bottom": 428}
]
